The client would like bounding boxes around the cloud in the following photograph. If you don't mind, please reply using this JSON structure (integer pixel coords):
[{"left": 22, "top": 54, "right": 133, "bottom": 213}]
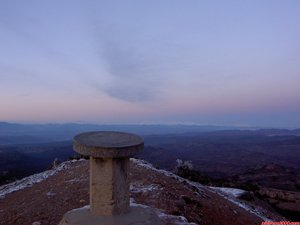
[
  {"left": 88, "top": 20, "right": 170, "bottom": 102},
  {"left": 101, "top": 39, "right": 158, "bottom": 101}
]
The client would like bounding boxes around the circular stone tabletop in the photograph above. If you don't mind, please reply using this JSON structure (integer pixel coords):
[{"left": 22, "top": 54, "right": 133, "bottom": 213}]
[{"left": 73, "top": 131, "right": 144, "bottom": 158}]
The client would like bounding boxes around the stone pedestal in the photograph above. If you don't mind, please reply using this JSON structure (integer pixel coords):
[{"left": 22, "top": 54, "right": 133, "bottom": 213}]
[
  {"left": 59, "top": 131, "right": 165, "bottom": 225},
  {"left": 89, "top": 157, "right": 129, "bottom": 215},
  {"left": 59, "top": 205, "right": 164, "bottom": 225}
]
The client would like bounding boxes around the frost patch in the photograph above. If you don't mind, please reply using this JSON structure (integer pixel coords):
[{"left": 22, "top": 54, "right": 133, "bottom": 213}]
[
  {"left": 209, "top": 187, "right": 246, "bottom": 198},
  {"left": 0, "top": 160, "right": 82, "bottom": 199},
  {"left": 157, "top": 212, "right": 198, "bottom": 225},
  {"left": 65, "top": 177, "right": 88, "bottom": 183},
  {"left": 208, "top": 187, "right": 272, "bottom": 221},
  {"left": 130, "top": 198, "right": 197, "bottom": 225},
  {"left": 130, "top": 183, "right": 160, "bottom": 193},
  {"left": 46, "top": 191, "right": 56, "bottom": 197},
  {"left": 70, "top": 205, "right": 90, "bottom": 212},
  {"left": 131, "top": 158, "right": 206, "bottom": 198},
  {"left": 131, "top": 158, "right": 274, "bottom": 223},
  {"left": 31, "top": 221, "right": 41, "bottom": 225},
  {"left": 68, "top": 201, "right": 197, "bottom": 224}
]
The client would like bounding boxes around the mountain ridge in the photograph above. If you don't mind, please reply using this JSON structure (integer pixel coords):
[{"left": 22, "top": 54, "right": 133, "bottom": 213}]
[{"left": 0, "top": 158, "right": 284, "bottom": 225}]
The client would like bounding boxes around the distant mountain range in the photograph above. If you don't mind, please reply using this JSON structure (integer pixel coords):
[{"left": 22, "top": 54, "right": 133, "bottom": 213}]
[
  {"left": 0, "top": 122, "right": 245, "bottom": 144},
  {"left": 0, "top": 122, "right": 299, "bottom": 220},
  {"left": 0, "top": 122, "right": 299, "bottom": 145}
]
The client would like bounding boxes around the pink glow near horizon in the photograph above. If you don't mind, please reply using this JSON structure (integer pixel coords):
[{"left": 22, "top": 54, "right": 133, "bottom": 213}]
[{"left": 0, "top": 1, "right": 300, "bottom": 127}]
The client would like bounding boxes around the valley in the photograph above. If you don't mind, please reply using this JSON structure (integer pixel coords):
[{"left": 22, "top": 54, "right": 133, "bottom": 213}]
[{"left": 0, "top": 123, "right": 299, "bottom": 221}]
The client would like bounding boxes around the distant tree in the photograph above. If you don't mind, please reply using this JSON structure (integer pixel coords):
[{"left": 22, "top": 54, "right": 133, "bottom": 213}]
[
  {"left": 51, "top": 158, "right": 61, "bottom": 169},
  {"left": 174, "top": 159, "right": 211, "bottom": 185},
  {"left": 68, "top": 154, "right": 89, "bottom": 160},
  {"left": 175, "top": 159, "right": 194, "bottom": 171}
]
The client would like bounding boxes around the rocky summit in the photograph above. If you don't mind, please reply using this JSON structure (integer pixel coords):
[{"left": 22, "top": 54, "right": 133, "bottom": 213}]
[{"left": 0, "top": 159, "right": 284, "bottom": 225}]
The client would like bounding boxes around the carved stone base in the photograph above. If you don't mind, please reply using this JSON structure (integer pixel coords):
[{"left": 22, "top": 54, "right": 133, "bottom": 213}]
[{"left": 58, "top": 205, "right": 165, "bottom": 225}]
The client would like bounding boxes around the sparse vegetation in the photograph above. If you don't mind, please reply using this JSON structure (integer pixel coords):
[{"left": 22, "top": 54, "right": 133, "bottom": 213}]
[{"left": 174, "top": 159, "right": 212, "bottom": 185}]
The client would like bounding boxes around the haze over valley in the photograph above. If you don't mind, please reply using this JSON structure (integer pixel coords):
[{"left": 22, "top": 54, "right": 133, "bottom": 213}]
[{"left": 1, "top": 1, "right": 300, "bottom": 223}]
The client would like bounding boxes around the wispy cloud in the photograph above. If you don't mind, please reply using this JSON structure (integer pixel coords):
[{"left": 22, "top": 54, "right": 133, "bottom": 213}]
[
  {"left": 88, "top": 20, "right": 176, "bottom": 102},
  {"left": 100, "top": 37, "right": 159, "bottom": 101}
]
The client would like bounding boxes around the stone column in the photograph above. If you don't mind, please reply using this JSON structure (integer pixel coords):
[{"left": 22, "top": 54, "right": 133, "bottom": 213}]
[
  {"left": 73, "top": 131, "right": 143, "bottom": 216},
  {"left": 89, "top": 157, "right": 129, "bottom": 215},
  {"left": 59, "top": 131, "right": 165, "bottom": 225}
]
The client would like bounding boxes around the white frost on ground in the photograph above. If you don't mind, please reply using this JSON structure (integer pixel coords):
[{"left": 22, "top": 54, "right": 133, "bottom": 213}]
[
  {"left": 130, "top": 183, "right": 160, "bottom": 193},
  {"left": 131, "top": 158, "right": 183, "bottom": 180},
  {"left": 209, "top": 187, "right": 246, "bottom": 198},
  {"left": 46, "top": 191, "right": 56, "bottom": 197},
  {"left": 130, "top": 198, "right": 198, "bottom": 225},
  {"left": 65, "top": 177, "right": 88, "bottom": 183},
  {"left": 157, "top": 212, "right": 198, "bottom": 225},
  {"left": 68, "top": 200, "right": 197, "bottom": 225},
  {"left": 208, "top": 187, "right": 272, "bottom": 221},
  {"left": 131, "top": 158, "right": 274, "bottom": 222},
  {"left": 70, "top": 205, "right": 90, "bottom": 212},
  {"left": 0, "top": 160, "right": 83, "bottom": 199},
  {"left": 131, "top": 158, "right": 207, "bottom": 198}
]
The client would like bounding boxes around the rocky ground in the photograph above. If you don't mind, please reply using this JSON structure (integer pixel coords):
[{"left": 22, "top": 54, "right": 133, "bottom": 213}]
[
  {"left": 227, "top": 163, "right": 300, "bottom": 221},
  {"left": 0, "top": 159, "right": 284, "bottom": 225}
]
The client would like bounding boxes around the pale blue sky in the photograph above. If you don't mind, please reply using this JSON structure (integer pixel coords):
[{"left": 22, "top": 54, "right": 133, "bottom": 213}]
[{"left": 0, "top": 1, "right": 300, "bottom": 127}]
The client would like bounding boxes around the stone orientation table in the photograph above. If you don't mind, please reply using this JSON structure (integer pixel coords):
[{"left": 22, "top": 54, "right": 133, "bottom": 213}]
[{"left": 59, "top": 131, "right": 164, "bottom": 225}]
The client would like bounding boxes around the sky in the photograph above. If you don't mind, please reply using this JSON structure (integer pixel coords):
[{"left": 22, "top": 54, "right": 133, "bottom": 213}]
[{"left": 0, "top": 1, "right": 300, "bottom": 127}]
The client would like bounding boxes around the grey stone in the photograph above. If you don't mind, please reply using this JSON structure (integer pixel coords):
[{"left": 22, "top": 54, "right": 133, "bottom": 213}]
[
  {"left": 59, "top": 206, "right": 164, "bottom": 225},
  {"left": 73, "top": 131, "right": 144, "bottom": 158},
  {"left": 59, "top": 131, "right": 165, "bottom": 224}
]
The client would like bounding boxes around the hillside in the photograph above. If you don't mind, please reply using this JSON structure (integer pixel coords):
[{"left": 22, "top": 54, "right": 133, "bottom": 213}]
[
  {"left": 141, "top": 132, "right": 300, "bottom": 178},
  {"left": 0, "top": 159, "right": 284, "bottom": 225}
]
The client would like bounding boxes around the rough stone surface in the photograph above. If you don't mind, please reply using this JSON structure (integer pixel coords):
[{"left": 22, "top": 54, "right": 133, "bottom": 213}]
[
  {"left": 73, "top": 131, "right": 144, "bottom": 158},
  {"left": 0, "top": 159, "right": 277, "bottom": 225},
  {"left": 89, "top": 157, "right": 130, "bottom": 215},
  {"left": 58, "top": 205, "right": 164, "bottom": 225},
  {"left": 73, "top": 131, "right": 144, "bottom": 216}
]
